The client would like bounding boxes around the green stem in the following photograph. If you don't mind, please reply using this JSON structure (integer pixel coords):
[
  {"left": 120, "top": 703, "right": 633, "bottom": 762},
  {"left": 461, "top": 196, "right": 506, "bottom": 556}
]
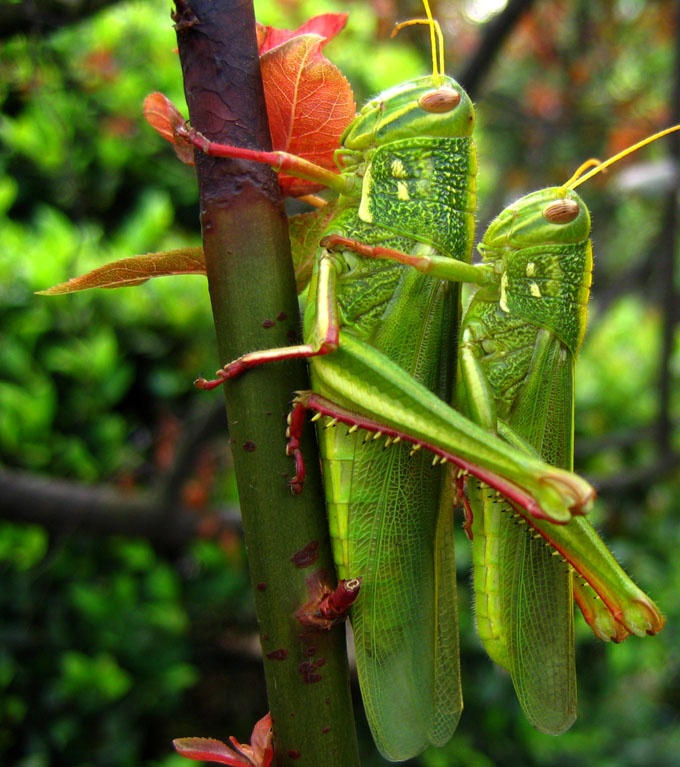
[{"left": 173, "top": 1, "right": 360, "bottom": 765}]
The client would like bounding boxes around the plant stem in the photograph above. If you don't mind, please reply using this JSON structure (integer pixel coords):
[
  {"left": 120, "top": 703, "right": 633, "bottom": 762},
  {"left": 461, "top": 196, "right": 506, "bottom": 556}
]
[{"left": 172, "top": 1, "right": 360, "bottom": 764}]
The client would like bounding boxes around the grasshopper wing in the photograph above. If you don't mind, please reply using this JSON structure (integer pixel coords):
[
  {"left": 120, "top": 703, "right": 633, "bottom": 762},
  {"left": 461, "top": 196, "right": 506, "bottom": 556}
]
[
  {"left": 324, "top": 426, "right": 461, "bottom": 760},
  {"left": 500, "top": 329, "right": 577, "bottom": 734}
]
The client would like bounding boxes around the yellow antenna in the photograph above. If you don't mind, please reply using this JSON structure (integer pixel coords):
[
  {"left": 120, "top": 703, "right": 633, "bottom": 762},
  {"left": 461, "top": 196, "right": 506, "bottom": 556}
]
[
  {"left": 565, "top": 125, "right": 680, "bottom": 190},
  {"left": 562, "top": 158, "right": 602, "bottom": 189},
  {"left": 392, "top": 0, "right": 445, "bottom": 81}
]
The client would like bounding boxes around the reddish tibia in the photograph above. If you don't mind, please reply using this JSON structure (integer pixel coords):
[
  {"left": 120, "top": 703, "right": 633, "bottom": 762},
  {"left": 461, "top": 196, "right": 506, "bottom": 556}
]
[
  {"left": 175, "top": 123, "right": 353, "bottom": 195},
  {"left": 194, "top": 341, "right": 338, "bottom": 389},
  {"left": 454, "top": 474, "right": 474, "bottom": 541},
  {"left": 320, "top": 234, "right": 437, "bottom": 271},
  {"left": 194, "top": 340, "right": 338, "bottom": 390},
  {"left": 176, "top": 121, "right": 277, "bottom": 164},
  {"left": 194, "top": 336, "right": 338, "bottom": 389},
  {"left": 319, "top": 233, "right": 492, "bottom": 287},
  {"left": 296, "top": 571, "right": 362, "bottom": 629}
]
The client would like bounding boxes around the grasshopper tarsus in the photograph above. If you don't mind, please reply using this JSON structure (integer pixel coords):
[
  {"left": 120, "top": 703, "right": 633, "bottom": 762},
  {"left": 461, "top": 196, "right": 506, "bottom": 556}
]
[
  {"left": 285, "top": 402, "right": 309, "bottom": 493},
  {"left": 194, "top": 372, "right": 228, "bottom": 390}
]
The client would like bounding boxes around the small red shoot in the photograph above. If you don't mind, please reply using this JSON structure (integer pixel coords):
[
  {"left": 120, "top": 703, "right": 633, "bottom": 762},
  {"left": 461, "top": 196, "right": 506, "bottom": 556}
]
[
  {"left": 296, "top": 570, "right": 361, "bottom": 629},
  {"left": 173, "top": 712, "right": 274, "bottom": 767},
  {"left": 144, "top": 92, "right": 195, "bottom": 164},
  {"left": 256, "top": 13, "right": 348, "bottom": 54}
]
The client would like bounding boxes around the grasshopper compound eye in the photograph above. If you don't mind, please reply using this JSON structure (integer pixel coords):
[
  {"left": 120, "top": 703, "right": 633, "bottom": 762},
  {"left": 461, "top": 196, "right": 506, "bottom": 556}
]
[
  {"left": 542, "top": 199, "right": 580, "bottom": 224},
  {"left": 419, "top": 87, "right": 461, "bottom": 113}
]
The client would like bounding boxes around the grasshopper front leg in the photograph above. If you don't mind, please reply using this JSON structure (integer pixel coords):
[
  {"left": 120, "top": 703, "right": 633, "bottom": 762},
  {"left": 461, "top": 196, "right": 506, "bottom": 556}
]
[{"left": 195, "top": 255, "right": 341, "bottom": 390}]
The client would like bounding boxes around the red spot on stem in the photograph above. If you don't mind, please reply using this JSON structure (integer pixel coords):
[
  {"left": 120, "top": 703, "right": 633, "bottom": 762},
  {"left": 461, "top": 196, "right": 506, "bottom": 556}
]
[
  {"left": 298, "top": 659, "right": 323, "bottom": 683},
  {"left": 290, "top": 541, "right": 319, "bottom": 568},
  {"left": 266, "top": 648, "right": 289, "bottom": 661}
]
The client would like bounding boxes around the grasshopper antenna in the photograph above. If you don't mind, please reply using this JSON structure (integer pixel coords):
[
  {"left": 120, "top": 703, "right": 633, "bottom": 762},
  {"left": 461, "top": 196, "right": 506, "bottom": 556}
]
[
  {"left": 392, "top": 0, "right": 445, "bottom": 83},
  {"left": 564, "top": 125, "right": 680, "bottom": 189}
]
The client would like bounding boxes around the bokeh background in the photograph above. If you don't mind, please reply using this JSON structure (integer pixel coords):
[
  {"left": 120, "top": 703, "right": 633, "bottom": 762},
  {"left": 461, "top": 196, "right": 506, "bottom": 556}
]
[{"left": 1, "top": 0, "right": 679, "bottom": 765}]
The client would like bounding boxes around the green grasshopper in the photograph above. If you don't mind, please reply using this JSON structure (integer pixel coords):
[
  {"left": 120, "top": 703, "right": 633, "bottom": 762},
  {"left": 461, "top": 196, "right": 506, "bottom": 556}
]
[
  {"left": 459, "top": 132, "right": 678, "bottom": 732},
  {"left": 307, "top": 129, "right": 673, "bottom": 737},
  {"left": 175, "top": 4, "right": 593, "bottom": 760}
]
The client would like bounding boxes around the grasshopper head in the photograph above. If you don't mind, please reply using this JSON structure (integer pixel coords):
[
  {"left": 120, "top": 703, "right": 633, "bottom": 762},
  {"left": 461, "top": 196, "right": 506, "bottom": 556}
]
[
  {"left": 481, "top": 187, "right": 591, "bottom": 254},
  {"left": 341, "top": 75, "right": 474, "bottom": 150}
]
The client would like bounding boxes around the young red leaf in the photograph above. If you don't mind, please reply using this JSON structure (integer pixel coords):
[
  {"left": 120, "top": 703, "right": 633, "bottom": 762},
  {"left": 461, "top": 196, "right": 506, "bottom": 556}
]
[
  {"left": 256, "top": 12, "right": 348, "bottom": 54},
  {"left": 246, "top": 713, "right": 274, "bottom": 767},
  {"left": 37, "top": 248, "right": 206, "bottom": 294},
  {"left": 172, "top": 737, "right": 252, "bottom": 766},
  {"left": 143, "top": 92, "right": 195, "bottom": 165},
  {"left": 260, "top": 34, "right": 355, "bottom": 196},
  {"left": 173, "top": 713, "right": 273, "bottom": 767}
]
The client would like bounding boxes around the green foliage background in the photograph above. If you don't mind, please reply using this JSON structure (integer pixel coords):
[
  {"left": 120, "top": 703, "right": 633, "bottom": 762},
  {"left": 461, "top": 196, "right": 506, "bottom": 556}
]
[{"left": 1, "top": 0, "right": 679, "bottom": 765}]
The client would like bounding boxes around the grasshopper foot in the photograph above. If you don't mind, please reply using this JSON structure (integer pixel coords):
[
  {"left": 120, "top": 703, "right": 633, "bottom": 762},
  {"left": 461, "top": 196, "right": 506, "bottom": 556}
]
[
  {"left": 286, "top": 400, "right": 309, "bottom": 493},
  {"left": 194, "top": 359, "right": 251, "bottom": 389}
]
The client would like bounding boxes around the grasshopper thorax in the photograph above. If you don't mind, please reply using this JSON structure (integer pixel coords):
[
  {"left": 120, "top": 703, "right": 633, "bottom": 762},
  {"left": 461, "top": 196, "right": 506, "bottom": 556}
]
[
  {"left": 480, "top": 187, "right": 591, "bottom": 256},
  {"left": 341, "top": 75, "right": 474, "bottom": 151},
  {"left": 478, "top": 187, "right": 593, "bottom": 357}
]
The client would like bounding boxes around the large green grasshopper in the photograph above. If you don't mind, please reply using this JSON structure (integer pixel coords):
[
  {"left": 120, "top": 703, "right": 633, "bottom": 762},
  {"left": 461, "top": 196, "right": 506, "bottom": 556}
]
[
  {"left": 178, "top": 7, "right": 593, "bottom": 761},
  {"left": 308, "top": 130, "right": 673, "bottom": 738}
]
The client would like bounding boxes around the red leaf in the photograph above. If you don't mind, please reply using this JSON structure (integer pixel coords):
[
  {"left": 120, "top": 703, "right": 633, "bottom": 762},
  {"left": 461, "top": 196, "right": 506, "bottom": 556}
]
[
  {"left": 173, "top": 738, "right": 252, "bottom": 766},
  {"left": 247, "top": 713, "right": 274, "bottom": 767},
  {"left": 256, "top": 13, "right": 348, "bottom": 54},
  {"left": 261, "top": 34, "right": 355, "bottom": 196},
  {"left": 143, "top": 92, "right": 195, "bottom": 165},
  {"left": 173, "top": 714, "right": 273, "bottom": 767},
  {"left": 37, "top": 248, "right": 206, "bottom": 294}
]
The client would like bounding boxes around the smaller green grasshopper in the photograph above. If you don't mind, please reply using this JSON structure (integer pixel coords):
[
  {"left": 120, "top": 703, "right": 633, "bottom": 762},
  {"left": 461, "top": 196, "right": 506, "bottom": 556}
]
[{"left": 308, "top": 126, "right": 675, "bottom": 736}]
